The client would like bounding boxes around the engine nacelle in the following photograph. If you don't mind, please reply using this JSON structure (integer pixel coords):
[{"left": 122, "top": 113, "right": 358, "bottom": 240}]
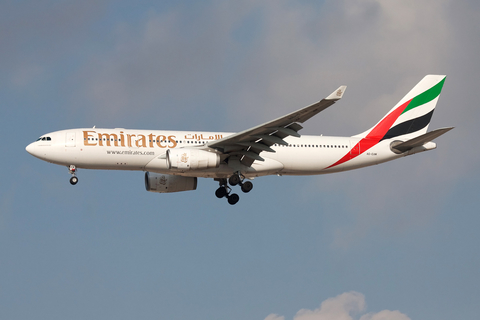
[
  {"left": 166, "top": 148, "right": 220, "bottom": 171},
  {"left": 145, "top": 172, "right": 197, "bottom": 193}
]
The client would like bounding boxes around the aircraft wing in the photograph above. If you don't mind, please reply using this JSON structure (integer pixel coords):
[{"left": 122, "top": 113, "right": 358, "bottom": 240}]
[{"left": 205, "top": 86, "right": 347, "bottom": 166}]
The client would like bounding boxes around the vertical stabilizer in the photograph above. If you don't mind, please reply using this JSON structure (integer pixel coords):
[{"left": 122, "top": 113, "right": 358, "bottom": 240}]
[{"left": 354, "top": 75, "right": 446, "bottom": 141}]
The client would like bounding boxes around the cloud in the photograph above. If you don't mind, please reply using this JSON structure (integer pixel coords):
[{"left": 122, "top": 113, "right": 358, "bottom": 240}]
[
  {"left": 70, "top": 0, "right": 479, "bottom": 246},
  {"left": 226, "top": 0, "right": 453, "bottom": 130},
  {"left": 223, "top": 0, "right": 477, "bottom": 248},
  {"left": 264, "top": 292, "right": 410, "bottom": 320},
  {"left": 78, "top": 2, "right": 257, "bottom": 125},
  {"left": 360, "top": 310, "right": 411, "bottom": 320},
  {"left": 77, "top": 0, "right": 462, "bottom": 131},
  {"left": 293, "top": 291, "right": 365, "bottom": 320},
  {"left": 74, "top": 0, "right": 476, "bottom": 230}
]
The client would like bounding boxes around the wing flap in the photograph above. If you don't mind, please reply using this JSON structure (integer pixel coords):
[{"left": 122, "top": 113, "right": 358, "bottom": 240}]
[
  {"left": 230, "top": 150, "right": 265, "bottom": 162},
  {"left": 268, "top": 126, "right": 301, "bottom": 138},
  {"left": 237, "top": 142, "right": 276, "bottom": 153}
]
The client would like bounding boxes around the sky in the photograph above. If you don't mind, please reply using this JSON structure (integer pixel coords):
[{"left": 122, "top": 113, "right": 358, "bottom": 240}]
[{"left": 1, "top": 0, "right": 480, "bottom": 319}]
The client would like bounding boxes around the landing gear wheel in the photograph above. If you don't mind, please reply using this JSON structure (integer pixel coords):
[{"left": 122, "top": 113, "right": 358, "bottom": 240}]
[
  {"left": 240, "top": 181, "right": 253, "bottom": 193},
  {"left": 214, "top": 177, "right": 244, "bottom": 204},
  {"left": 70, "top": 176, "right": 78, "bottom": 185},
  {"left": 215, "top": 186, "right": 228, "bottom": 198},
  {"left": 227, "top": 193, "right": 240, "bottom": 205},
  {"left": 68, "top": 165, "right": 78, "bottom": 185},
  {"left": 228, "top": 174, "right": 241, "bottom": 186}
]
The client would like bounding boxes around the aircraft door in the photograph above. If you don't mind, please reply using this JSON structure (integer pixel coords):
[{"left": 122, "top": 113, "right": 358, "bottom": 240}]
[
  {"left": 66, "top": 132, "right": 76, "bottom": 147},
  {"left": 350, "top": 139, "right": 360, "bottom": 156}
]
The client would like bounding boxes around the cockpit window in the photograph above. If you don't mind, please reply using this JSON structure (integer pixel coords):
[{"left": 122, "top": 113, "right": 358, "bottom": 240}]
[{"left": 36, "top": 136, "right": 52, "bottom": 141}]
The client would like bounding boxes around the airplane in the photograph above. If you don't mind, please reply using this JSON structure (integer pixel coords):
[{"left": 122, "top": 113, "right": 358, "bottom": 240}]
[{"left": 26, "top": 75, "right": 453, "bottom": 205}]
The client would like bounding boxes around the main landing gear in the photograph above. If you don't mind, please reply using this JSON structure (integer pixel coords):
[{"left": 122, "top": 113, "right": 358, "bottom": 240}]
[
  {"left": 215, "top": 173, "right": 253, "bottom": 205},
  {"left": 68, "top": 165, "right": 78, "bottom": 185}
]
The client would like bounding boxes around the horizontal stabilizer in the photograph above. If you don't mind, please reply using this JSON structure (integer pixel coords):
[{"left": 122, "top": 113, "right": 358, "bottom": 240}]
[{"left": 392, "top": 127, "right": 454, "bottom": 153}]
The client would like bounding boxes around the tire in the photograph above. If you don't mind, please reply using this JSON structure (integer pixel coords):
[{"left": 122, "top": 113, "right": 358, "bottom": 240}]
[
  {"left": 227, "top": 193, "right": 239, "bottom": 205},
  {"left": 228, "top": 174, "right": 240, "bottom": 186},
  {"left": 70, "top": 176, "right": 78, "bottom": 185},
  {"left": 215, "top": 187, "right": 227, "bottom": 198},
  {"left": 241, "top": 181, "right": 253, "bottom": 193}
]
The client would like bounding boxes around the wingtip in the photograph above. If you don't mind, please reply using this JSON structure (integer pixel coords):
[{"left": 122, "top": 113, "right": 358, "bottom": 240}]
[{"left": 326, "top": 85, "right": 347, "bottom": 100}]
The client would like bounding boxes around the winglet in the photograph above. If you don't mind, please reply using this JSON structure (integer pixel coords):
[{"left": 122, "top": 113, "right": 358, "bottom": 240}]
[{"left": 326, "top": 85, "right": 347, "bottom": 100}]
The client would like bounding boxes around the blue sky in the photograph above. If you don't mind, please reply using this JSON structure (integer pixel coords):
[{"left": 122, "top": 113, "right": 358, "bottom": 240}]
[{"left": 2, "top": 0, "right": 480, "bottom": 319}]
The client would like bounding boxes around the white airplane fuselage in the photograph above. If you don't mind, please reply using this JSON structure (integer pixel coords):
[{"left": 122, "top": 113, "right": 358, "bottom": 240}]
[{"left": 26, "top": 128, "right": 434, "bottom": 179}]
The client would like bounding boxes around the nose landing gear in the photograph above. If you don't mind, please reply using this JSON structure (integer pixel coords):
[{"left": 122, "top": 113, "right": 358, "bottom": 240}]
[
  {"left": 215, "top": 173, "right": 253, "bottom": 205},
  {"left": 68, "top": 165, "right": 78, "bottom": 185}
]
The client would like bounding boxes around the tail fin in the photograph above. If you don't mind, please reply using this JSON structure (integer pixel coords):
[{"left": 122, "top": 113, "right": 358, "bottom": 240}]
[{"left": 354, "top": 75, "right": 446, "bottom": 141}]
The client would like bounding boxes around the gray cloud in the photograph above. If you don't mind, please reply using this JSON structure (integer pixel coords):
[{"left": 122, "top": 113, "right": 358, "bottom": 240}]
[
  {"left": 78, "top": 2, "right": 258, "bottom": 125},
  {"left": 225, "top": 0, "right": 477, "bottom": 247},
  {"left": 77, "top": 0, "right": 474, "bottom": 131},
  {"left": 264, "top": 291, "right": 410, "bottom": 320},
  {"left": 74, "top": 0, "right": 479, "bottom": 245}
]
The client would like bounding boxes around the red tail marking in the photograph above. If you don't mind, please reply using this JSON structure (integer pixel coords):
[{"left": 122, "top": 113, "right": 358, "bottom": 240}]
[{"left": 326, "top": 99, "right": 412, "bottom": 169}]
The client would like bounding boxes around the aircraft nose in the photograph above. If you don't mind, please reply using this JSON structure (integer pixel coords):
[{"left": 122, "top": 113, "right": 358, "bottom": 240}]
[{"left": 26, "top": 142, "right": 36, "bottom": 156}]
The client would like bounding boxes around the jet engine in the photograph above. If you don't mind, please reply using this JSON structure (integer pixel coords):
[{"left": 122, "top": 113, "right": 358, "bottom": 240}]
[
  {"left": 166, "top": 148, "right": 220, "bottom": 170},
  {"left": 145, "top": 172, "right": 197, "bottom": 193}
]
